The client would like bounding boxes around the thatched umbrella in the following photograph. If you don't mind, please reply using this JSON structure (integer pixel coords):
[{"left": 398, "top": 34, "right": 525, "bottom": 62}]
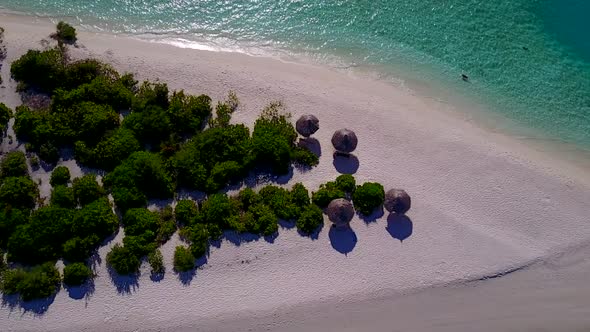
[
  {"left": 384, "top": 189, "right": 411, "bottom": 214},
  {"left": 296, "top": 114, "right": 320, "bottom": 137},
  {"left": 331, "top": 129, "right": 358, "bottom": 153},
  {"left": 327, "top": 198, "right": 355, "bottom": 228}
]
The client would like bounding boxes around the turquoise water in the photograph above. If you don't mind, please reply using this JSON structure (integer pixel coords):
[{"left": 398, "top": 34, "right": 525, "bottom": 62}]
[{"left": 1, "top": 0, "right": 589, "bottom": 148}]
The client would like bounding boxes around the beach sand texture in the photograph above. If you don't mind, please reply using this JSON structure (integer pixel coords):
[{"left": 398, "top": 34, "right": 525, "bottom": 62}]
[{"left": 1, "top": 16, "right": 590, "bottom": 332}]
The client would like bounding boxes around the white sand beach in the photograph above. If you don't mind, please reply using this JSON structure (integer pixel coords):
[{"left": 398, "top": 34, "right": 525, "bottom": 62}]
[{"left": 1, "top": 14, "right": 590, "bottom": 332}]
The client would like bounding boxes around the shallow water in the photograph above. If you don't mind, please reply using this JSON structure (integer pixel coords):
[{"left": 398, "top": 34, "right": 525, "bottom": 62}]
[{"left": 1, "top": 0, "right": 589, "bottom": 148}]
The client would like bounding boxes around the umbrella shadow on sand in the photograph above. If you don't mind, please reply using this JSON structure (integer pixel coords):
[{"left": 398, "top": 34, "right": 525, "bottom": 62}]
[
  {"left": 329, "top": 225, "right": 358, "bottom": 255},
  {"left": 333, "top": 153, "right": 359, "bottom": 174},
  {"left": 386, "top": 214, "right": 413, "bottom": 242},
  {"left": 298, "top": 137, "right": 322, "bottom": 158}
]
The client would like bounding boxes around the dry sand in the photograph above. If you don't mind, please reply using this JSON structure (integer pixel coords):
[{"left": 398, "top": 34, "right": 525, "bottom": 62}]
[{"left": 1, "top": 14, "right": 590, "bottom": 332}]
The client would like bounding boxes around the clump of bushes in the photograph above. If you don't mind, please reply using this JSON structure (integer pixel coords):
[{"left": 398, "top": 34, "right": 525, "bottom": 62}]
[
  {"left": 63, "top": 262, "right": 92, "bottom": 286},
  {"left": 352, "top": 182, "right": 385, "bottom": 215},
  {"left": 54, "top": 21, "right": 77, "bottom": 44},
  {"left": 1, "top": 263, "right": 61, "bottom": 301},
  {"left": 173, "top": 246, "right": 194, "bottom": 272},
  {"left": 103, "top": 152, "right": 174, "bottom": 212},
  {"left": 106, "top": 207, "right": 176, "bottom": 275},
  {"left": 50, "top": 166, "right": 71, "bottom": 186}
]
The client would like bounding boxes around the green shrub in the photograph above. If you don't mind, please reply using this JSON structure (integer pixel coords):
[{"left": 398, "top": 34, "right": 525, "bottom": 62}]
[
  {"left": 335, "top": 174, "right": 356, "bottom": 193},
  {"left": 39, "top": 142, "right": 60, "bottom": 164},
  {"left": 173, "top": 246, "right": 195, "bottom": 272},
  {"left": 259, "top": 185, "right": 297, "bottom": 220},
  {"left": 62, "top": 236, "right": 99, "bottom": 262},
  {"left": 199, "top": 193, "right": 239, "bottom": 228},
  {"left": 156, "top": 206, "right": 176, "bottom": 243},
  {"left": 10, "top": 48, "right": 65, "bottom": 93},
  {"left": 0, "top": 209, "right": 28, "bottom": 248},
  {"left": 1, "top": 151, "right": 28, "bottom": 178},
  {"left": 311, "top": 182, "right": 345, "bottom": 208},
  {"left": 148, "top": 249, "right": 165, "bottom": 274},
  {"left": 72, "top": 197, "right": 118, "bottom": 242},
  {"left": 291, "top": 147, "right": 319, "bottom": 167},
  {"left": 290, "top": 183, "right": 310, "bottom": 208},
  {"left": 0, "top": 103, "right": 12, "bottom": 132},
  {"left": 173, "top": 125, "right": 251, "bottom": 191},
  {"left": 185, "top": 224, "right": 209, "bottom": 258},
  {"left": 352, "top": 182, "right": 385, "bottom": 215},
  {"left": 296, "top": 204, "right": 324, "bottom": 235},
  {"left": 1, "top": 263, "right": 61, "bottom": 301},
  {"left": 104, "top": 152, "right": 174, "bottom": 207},
  {"left": 72, "top": 174, "right": 105, "bottom": 206},
  {"left": 7, "top": 206, "right": 74, "bottom": 264},
  {"left": 0, "top": 176, "right": 39, "bottom": 210},
  {"left": 167, "top": 91, "right": 212, "bottom": 135},
  {"left": 175, "top": 199, "right": 198, "bottom": 226},
  {"left": 251, "top": 102, "right": 297, "bottom": 174},
  {"left": 106, "top": 244, "right": 140, "bottom": 275},
  {"left": 50, "top": 166, "right": 71, "bottom": 186},
  {"left": 50, "top": 185, "right": 76, "bottom": 208},
  {"left": 63, "top": 262, "right": 92, "bottom": 286},
  {"left": 74, "top": 128, "right": 141, "bottom": 171},
  {"left": 55, "top": 21, "right": 77, "bottom": 43}
]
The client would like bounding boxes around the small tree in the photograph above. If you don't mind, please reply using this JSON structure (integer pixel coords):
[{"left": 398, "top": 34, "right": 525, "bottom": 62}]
[
  {"left": 173, "top": 246, "right": 194, "bottom": 272},
  {"left": 352, "top": 182, "right": 385, "bottom": 215},
  {"left": 50, "top": 166, "right": 71, "bottom": 186},
  {"left": 148, "top": 249, "right": 165, "bottom": 274},
  {"left": 63, "top": 262, "right": 92, "bottom": 286},
  {"left": 55, "top": 21, "right": 77, "bottom": 44}
]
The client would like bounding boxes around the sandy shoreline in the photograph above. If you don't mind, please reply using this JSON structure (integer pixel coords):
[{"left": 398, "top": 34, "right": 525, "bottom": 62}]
[{"left": 1, "top": 14, "right": 590, "bottom": 332}]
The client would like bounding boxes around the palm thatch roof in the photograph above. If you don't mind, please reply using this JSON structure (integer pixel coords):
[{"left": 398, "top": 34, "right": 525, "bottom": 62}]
[
  {"left": 384, "top": 189, "right": 411, "bottom": 214},
  {"left": 327, "top": 198, "right": 355, "bottom": 227},
  {"left": 331, "top": 128, "right": 358, "bottom": 153},
  {"left": 296, "top": 114, "right": 320, "bottom": 137}
]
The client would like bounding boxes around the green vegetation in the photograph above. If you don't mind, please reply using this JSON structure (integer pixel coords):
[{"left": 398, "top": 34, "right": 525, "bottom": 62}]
[
  {"left": 335, "top": 174, "right": 356, "bottom": 193},
  {"left": 0, "top": 28, "right": 393, "bottom": 305},
  {"left": 104, "top": 152, "right": 174, "bottom": 211},
  {"left": 54, "top": 22, "right": 77, "bottom": 44},
  {"left": 296, "top": 204, "right": 324, "bottom": 235},
  {"left": 174, "top": 199, "right": 198, "bottom": 226},
  {"left": 50, "top": 185, "right": 76, "bottom": 208},
  {"left": 173, "top": 246, "right": 195, "bottom": 272},
  {"left": 0, "top": 263, "right": 61, "bottom": 301},
  {"left": 0, "top": 103, "right": 11, "bottom": 141},
  {"left": 1, "top": 151, "right": 28, "bottom": 178},
  {"left": 148, "top": 249, "right": 165, "bottom": 274},
  {"left": 63, "top": 262, "right": 92, "bottom": 286},
  {"left": 106, "top": 207, "right": 176, "bottom": 275},
  {"left": 352, "top": 182, "right": 385, "bottom": 215},
  {"left": 50, "top": 166, "right": 71, "bottom": 186},
  {"left": 106, "top": 244, "right": 140, "bottom": 275},
  {"left": 72, "top": 174, "right": 105, "bottom": 206}
]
